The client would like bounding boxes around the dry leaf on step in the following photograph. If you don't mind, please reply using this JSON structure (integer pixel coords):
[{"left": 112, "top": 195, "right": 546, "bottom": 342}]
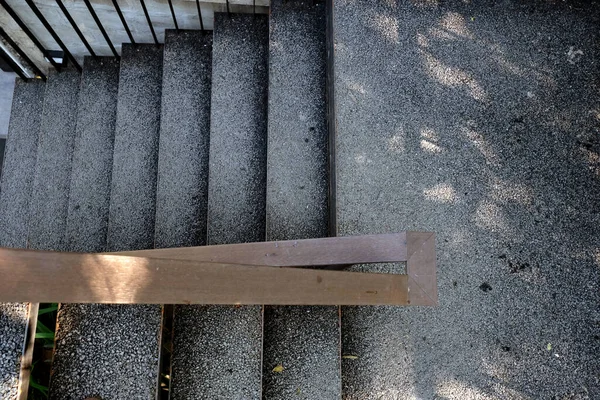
[{"left": 272, "top": 364, "right": 284, "bottom": 373}]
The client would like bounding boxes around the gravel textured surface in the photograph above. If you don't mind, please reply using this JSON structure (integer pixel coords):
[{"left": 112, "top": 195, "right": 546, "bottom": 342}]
[
  {"left": 263, "top": 2, "right": 339, "bottom": 399},
  {"left": 65, "top": 56, "right": 120, "bottom": 253},
  {"left": 0, "top": 79, "right": 44, "bottom": 249},
  {"left": 171, "top": 305, "right": 264, "bottom": 400},
  {"left": 0, "top": 303, "right": 29, "bottom": 400},
  {"left": 155, "top": 30, "right": 212, "bottom": 249},
  {"left": 263, "top": 306, "right": 340, "bottom": 400},
  {"left": 28, "top": 70, "right": 80, "bottom": 252},
  {"left": 335, "top": 1, "right": 600, "bottom": 399},
  {"left": 0, "top": 139, "right": 5, "bottom": 178},
  {"left": 207, "top": 13, "right": 268, "bottom": 245},
  {"left": 107, "top": 43, "right": 163, "bottom": 252},
  {"left": 171, "top": 14, "right": 268, "bottom": 399},
  {"left": 49, "top": 303, "right": 161, "bottom": 399},
  {"left": 266, "top": 0, "right": 328, "bottom": 239},
  {"left": 0, "top": 79, "right": 44, "bottom": 400},
  {"left": 49, "top": 57, "right": 159, "bottom": 399},
  {"left": 52, "top": 44, "right": 164, "bottom": 399}
]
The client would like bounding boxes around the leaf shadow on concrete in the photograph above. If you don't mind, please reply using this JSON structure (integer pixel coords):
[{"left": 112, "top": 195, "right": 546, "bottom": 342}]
[{"left": 335, "top": 1, "right": 600, "bottom": 399}]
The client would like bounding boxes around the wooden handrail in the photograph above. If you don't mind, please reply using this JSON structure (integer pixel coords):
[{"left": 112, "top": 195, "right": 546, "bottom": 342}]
[{"left": 0, "top": 233, "right": 437, "bottom": 306}]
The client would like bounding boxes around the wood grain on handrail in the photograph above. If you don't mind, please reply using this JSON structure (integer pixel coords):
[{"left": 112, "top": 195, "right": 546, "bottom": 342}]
[
  {"left": 112, "top": 232, "right": 408, "bottom": 266},
  {"left": 0, "top": 248, "right": 409, "bottom": 305}
]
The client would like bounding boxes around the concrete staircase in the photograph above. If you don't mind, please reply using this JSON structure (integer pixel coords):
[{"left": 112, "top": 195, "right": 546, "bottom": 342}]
[{"left": 0, "top": 2, "right": 337, "bottom": 399}]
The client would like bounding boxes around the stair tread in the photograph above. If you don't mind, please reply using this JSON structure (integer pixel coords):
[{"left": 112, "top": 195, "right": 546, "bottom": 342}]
[
  {"left": 0, "top": 79, "right": 44, "bottom": 249},
  {"left": 263, "top": 1, "right": 339, "bottom": 399},
  {"left": 170, "top": 14, "right": 268, "bottom": 400},
  {"left": 155, "top": 30, "right": 212, "bottom": 249},
  {"left": 25, "top": 70, "right": 81, "bottom": 399},
  {"left": 207, "top": 13, "right": 268, "bottom": 245},
  {"left": 107, "top": 43, "right": 163, "bottom": 252},
  {"left": 104, "top": 43, "right": 162, "bottom": 399},
  {"left": 172, "top": 305, "right": 264, "bottom": 400},
  {"left": 49, "top": 57, "right": 128, "bottom": 398},
  {"left": 28, "top": 70, "right": 80, "bottom": 252},
  {"left": 0, "top": 78, "right": 45, "bottom": 399},
  {"left": 64, "top": 57, "right": 120, "bottom": 253},
  {"left": 50, "top": 45, "right": 164, "bottom": 399}
]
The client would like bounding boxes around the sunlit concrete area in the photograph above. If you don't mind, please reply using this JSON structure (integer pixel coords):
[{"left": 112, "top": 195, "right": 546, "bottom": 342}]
[{"left": 335, "top": 1, "right": 599, "bottom": 399}]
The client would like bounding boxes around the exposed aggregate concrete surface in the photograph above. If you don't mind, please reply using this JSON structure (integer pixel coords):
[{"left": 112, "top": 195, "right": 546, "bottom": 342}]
[
  {"left": 335, "top": 1, "right": 600, "bottom": 399},
  {"left": 264, "top": 1, "right": 340, "bottom": 399}
]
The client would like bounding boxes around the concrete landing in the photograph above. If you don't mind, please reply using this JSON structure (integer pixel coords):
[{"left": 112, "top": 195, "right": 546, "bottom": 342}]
[{"left": 335, "top": 1, "right": 600, "bottom": 399}]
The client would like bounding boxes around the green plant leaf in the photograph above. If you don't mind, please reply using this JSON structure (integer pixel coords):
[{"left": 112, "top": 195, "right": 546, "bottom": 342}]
[
  {"left": 35, "top": 332, "right": 55, "bottom": 340},
  {"left": 36, "top": 320, "right": 53, "bottom": 334},
  {"left": 38, "top": 304, "right": 58, "bottom": 316},
  {"left": 29, "top": 380, "right": 49, "bottom": 397}
]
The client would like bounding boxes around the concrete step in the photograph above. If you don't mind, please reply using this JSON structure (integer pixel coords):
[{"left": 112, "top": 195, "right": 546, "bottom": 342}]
[
  {"left": 107, "top": 43, "right": 163, "bottom": 252},
  {"left": 92, "top": 44, "right": 163, "bottom": 399},
  {"left": 170, "top": 13, "right": 269, "bottom": 400},
  {"left": 49, "top": 57, "right": 122, "bottom": 398},
  {"left": 0, "top": 78, "right": 45, "bottom": 400},
  {"left": 207, "top": 15, "right": 268, "bottom": 245},
  {"left": 154, "top": 30, "right": 212, "bottom": 250},
  {"left": 153, "top": 29, "right": 215, "bottom": 399},
  {"left": 263, "top": 1, "right": 338, "bottom": 398},
  {"left": 28, "top": 70, "right": 80, "bottom": 252},
  {"left": 64, "top": 57, "right": 120, "bottom": 253}
]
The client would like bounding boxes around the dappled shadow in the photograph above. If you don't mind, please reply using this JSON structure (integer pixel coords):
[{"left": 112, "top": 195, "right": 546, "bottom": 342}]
[{"left": 335, "top": 0, "right": 599, "bottom": 399}]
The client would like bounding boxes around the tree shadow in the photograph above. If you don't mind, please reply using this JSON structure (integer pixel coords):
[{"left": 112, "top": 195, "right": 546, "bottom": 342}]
[{"left": 335, "top": 0, "right": 600, "bottom": 398}]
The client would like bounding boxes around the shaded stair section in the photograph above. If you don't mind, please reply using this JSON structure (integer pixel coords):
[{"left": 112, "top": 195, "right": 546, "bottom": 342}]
[
  {"left": 28, "top": 70, "right": 80, "bottom": 252},
  {"left": 169, "top": 13, "right": 269, "bottom": 400},
  {"left": 103, "top": 43, "right": 163, "bottom": 399},
  {"left": 263, "top": 1, "right": 338, "bottom": 399},
  {"left": 27, "top": 69, "right": 81, "bottom": 399},
  {"left": 64, "top": 57, "right": 120, "bottom": 253},
  {"left": 153, "top": 29, "right": 214, "bottom": 397},
  {"left": 154, "top": 30, "right": 212, "bottom": 250},
  {"left": 49, "top": 56, "right": 124, "bottom": 398},
  {"left": 107, "top": 44, "right": 163, "bottom": 252},
  {"left": 0, "top": 78, "right": 45, "bottom": 399},
  {"left": 46, "top": 44, "right": 165, "bottom": 399}
]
